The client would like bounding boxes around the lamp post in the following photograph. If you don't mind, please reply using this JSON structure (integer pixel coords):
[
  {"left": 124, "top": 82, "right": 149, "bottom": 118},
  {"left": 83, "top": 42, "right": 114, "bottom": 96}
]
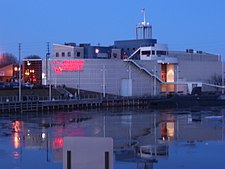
[
  {"left": 153, "top": 65, "right": 157, "bottom": 96},
  {"left": 176, "top": 65, "right": 179, "bottom": 93},
  {"left": 18, "top": 43, "right": 22, "bottom": 102},
  {"left": 222, "top": 57, "right": 224, "bottom": 94},
  {"left": 46, "top": 52, "right": 51, "bottom": 101},
  {"left": 102, "top": 64, "right": 106, "bottom": 98}
]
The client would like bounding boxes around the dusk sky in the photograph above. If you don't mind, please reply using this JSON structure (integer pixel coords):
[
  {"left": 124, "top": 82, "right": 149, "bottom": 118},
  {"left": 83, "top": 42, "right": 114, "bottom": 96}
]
[{"left": 0, "top": 0, "right": 225, "bottom": 59}]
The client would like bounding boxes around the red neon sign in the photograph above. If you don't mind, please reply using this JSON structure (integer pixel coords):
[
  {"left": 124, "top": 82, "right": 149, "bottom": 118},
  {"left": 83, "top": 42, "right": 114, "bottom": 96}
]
[{"left": 51, "top": 60, "right": 84, "bottom": 74}]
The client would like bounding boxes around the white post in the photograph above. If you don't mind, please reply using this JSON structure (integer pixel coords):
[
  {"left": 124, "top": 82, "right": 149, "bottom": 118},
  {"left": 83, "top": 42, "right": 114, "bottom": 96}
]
[
  {"left": 102, "top": 64, "right": 106, "bottom": 98},
  {"left": 48, "top": 59, "right": 52, "bottom": 101},
  {"left": 18, "top": 43, "right": 22, "bottom": 102},
  {"left": 128, "top": 65, "right": 131, "bottom": 79},
  {"left": 222, "top": 57, "right": 224, "bottom": 94},
  {"left": 103, "top": 116, "right": 106, "bottom": 137},
  {"left": 176, "top": 65, "right": 179, "bottom": 93},
  {"left": 78, "top": 66, "right": 80, "bottom": 98},
  {"left": 153, "top": 65, "right": 157, "bottom": 96}
]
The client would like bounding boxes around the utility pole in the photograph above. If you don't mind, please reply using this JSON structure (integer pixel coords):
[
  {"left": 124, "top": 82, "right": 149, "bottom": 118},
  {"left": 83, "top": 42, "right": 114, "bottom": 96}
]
[
  {"left": 153, "top": 65, "right": 157, "bottom": 96},
  {"left": 18, "top": 43, "right": 22, "bottom": 102},
  {"left": 46, "top": 42, "right": 50, "bottom": 83},
  {"left": 102, "top": 64, "right": 106, "bottom": 98},
  {"left": 46, "top": 42, "right": 51, "bottom": 100},
  {"left": 222, "top": 56, "right": 224, "bottom": 94}
]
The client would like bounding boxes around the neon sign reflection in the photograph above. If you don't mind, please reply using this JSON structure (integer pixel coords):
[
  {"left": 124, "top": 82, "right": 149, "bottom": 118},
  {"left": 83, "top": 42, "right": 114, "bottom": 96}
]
[{"left": 51, "top": 60, "right": 84, "bottom": 74}]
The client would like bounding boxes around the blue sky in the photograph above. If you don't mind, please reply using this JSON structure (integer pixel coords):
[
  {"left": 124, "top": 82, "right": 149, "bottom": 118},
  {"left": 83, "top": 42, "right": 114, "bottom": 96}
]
[{"left": 0, "top": 0, "right": 225, "bottom": 59}]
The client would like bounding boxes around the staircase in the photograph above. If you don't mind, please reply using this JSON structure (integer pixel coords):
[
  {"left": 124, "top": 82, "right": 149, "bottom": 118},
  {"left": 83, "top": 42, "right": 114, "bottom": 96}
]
[
  {"left": 124, "top": 59, "right": 164, "bottom": 83},
  {"left": 54, "top": 86, "right": 74, "bottom": 99}
]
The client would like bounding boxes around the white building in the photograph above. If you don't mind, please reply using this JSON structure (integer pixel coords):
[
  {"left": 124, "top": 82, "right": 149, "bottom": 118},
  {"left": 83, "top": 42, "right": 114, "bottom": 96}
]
[{"left": 42, "top": 17, "right": 224, "bottom": 97}]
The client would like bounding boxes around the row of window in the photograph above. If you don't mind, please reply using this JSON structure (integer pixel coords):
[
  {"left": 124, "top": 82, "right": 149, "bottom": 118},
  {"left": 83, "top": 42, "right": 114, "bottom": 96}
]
[
  {"left": 121, "top": 48, "right": 136, "bottom": 51},
  {"left": 55, "top": 52, "right": 81, "bottom": 57},
  {"left": 141, "top": 50, "right": 168, "bottom": 56}
]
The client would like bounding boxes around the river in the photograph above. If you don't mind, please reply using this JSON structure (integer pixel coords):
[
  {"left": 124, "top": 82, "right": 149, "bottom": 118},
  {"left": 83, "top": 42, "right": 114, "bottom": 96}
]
[{"left": 0, "top": 107, "right": 225, "bottom": 169}]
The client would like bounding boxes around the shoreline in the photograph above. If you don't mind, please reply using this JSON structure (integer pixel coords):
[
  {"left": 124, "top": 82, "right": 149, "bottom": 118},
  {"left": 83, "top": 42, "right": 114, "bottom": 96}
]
[{"left": 1, "top": 94, "right": 225, "bottom": 113}]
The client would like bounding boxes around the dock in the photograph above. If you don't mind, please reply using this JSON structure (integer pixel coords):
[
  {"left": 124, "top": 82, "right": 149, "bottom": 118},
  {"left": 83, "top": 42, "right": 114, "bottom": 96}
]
[{"left": 0, "top": 97, "right": 150, "bottom": 113}]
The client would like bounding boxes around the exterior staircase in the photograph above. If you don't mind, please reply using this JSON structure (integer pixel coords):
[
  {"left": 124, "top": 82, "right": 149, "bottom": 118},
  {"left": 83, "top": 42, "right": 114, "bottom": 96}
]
[{"left": 124, "top": 59, "right": 164, "bottom": 83}]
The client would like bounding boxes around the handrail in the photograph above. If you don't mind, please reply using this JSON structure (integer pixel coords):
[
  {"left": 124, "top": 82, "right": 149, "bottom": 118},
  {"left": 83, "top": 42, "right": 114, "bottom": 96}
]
[
  {"left": 124, "top": 59, "right": 164, "bottom": 83},
  {"left": 127, "top": 48, "right": 141, "bottom": 59}
]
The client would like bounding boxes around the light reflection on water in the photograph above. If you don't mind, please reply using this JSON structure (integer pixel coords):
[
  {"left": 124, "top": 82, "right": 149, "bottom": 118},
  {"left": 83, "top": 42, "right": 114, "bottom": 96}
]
[{"left": 0, "top": 107, "right": 225, "bottom": 169}]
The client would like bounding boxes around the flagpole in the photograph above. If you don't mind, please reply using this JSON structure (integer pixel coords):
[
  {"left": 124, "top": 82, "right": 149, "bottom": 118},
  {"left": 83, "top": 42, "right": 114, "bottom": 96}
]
[{"left": 143, "top": 9, "right": 146, "bottom": 24}]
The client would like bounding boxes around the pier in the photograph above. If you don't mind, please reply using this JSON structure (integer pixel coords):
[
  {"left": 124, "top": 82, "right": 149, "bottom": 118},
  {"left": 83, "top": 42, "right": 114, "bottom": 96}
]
[{"left": 0, "top": 96, "right": 150, "bottom": 113}]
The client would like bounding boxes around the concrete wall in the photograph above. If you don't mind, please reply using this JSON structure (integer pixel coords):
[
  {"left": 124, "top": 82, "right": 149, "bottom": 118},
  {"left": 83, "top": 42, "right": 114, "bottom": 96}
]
[
  {"left": 169, "top": 50, "right": 220, "bottom": 62},
  {"left": 178, "top": 60, "right": 222, "bottom": 82},
  {"left": 49, "top": 59, "right": 156, "bottom": 97}
]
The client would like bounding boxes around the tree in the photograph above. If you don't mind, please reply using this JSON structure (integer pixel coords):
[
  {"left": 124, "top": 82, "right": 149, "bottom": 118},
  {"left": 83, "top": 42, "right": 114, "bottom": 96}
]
[
  {"left": 24, "top": 55, "right": 41, "bottom": 59},
  {"left": 208, "top": 74, "right": 222, "bottom": 85},
  {"left": 0, "top": 53, "right": 18, "bottom": 68}
]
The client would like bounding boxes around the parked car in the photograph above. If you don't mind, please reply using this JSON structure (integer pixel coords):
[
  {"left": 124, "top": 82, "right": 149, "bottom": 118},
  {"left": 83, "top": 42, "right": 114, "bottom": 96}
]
[
  {"left": 0, "top": 82, "right": 6, "bottom": 88},
  {"left": 23, "top": 82, "right": 34, "bottom": 88}
]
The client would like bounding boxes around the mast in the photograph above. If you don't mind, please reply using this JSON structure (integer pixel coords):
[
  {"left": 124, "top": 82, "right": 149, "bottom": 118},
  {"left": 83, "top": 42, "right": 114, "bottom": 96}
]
[{"left": 136, "top": 8, "right": 152, "bottom": 39}]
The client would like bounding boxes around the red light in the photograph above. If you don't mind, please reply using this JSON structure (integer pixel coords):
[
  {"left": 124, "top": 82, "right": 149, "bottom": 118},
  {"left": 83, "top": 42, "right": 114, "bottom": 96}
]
[{"left": 52, "top": 138, "right": 64, "bottom": 149}]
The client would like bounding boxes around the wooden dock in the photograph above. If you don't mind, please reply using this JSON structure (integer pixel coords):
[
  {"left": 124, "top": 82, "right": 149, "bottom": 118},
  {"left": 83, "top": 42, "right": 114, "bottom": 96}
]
[{"left": 0, "top": 97, "right": 150, "bottom": 113}]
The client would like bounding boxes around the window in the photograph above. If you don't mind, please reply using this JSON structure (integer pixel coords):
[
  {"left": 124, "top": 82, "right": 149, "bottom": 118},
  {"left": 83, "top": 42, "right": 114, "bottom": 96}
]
[
  {"left": 62, "top": 52, "right": 65, "bottom": 57},
  {"left": 141, "top": 51, "right": 150, "bottom": 56},
  {"left": 77, "top": 52, "right": 80, "bottom": 57},
  {"left": 156, "top": 51, "right": 167, "bottom": 56},
  {"left": 68, "top": 52, "right": 71, "bottom": 57},
  {"left": 56, "top": 52, "right": 59, "bottom": 57},
  {"left": 152, "top": 51, "right": 155, "bottom": 55},
  {"left": 113, "top": 53, "right": 117, "bottom": 58}
]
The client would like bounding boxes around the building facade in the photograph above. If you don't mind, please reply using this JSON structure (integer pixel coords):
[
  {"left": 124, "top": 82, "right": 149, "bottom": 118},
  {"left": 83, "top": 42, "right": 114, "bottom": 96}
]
[{"left": 42, "top": 18, "right": 223, "bottom": 97}]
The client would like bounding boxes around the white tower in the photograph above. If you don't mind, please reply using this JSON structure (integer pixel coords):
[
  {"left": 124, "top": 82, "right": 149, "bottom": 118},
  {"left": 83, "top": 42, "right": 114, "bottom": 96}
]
[{"left": 136, "top": 9, "right": 152, "bottom": 39}]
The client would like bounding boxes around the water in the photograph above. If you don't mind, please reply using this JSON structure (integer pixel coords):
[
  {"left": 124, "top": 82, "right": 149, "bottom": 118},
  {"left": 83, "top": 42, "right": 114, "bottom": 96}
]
[{"left": 0, "top": 107, "right": 225, "bottom": 169}]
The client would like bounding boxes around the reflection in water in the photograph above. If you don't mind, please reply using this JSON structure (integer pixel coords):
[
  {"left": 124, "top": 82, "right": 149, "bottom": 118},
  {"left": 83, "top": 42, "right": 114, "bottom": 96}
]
[
  {"left": 12, "top": 121, "right": 22, "bottom": 149},
  {"left": 0, "top": 108, "right": 225, "bottom": 169}
]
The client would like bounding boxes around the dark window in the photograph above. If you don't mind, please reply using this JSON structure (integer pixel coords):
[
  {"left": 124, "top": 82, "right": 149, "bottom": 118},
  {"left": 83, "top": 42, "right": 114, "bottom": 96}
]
[
  {"left": 77, "top": 52, "right": 80, "bottom": 57},
  {"left": 156, "top": 51, "right": 167, "bottom": 56},
  {"left": 68, "top": 52, "right": 71, "bottom": 57},
  {"left": 152, "top": 51, "right": 155, "bottom": 55},
  {"left": 113, "top": 53, "right": 117, "bottom": 58},
  {"left": 56, "top": 52, "right": 59, "bottom": 57},
  {"left": 141, "top": 51, "right": 150, "bottom": 56},
  {"left": 62, "top": 52, "right": 65, "bottom": 57}
]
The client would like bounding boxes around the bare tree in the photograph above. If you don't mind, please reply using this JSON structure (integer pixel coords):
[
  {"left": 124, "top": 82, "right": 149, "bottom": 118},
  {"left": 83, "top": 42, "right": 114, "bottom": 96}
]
[
  {"left": 208, "top": 74, "right": 222, "bottom": 85},
  {"left": 0, "top": 53, "right": 18, "bottom": 68},
  {"left": 24, "top": 55, "right": 41, "bottom": 59}
]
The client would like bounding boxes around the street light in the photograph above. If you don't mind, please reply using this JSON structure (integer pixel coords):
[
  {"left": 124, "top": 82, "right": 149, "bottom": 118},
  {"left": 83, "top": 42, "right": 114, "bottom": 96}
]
[{"left": 46, "top": 52, "right": 51, "bottom": 101}]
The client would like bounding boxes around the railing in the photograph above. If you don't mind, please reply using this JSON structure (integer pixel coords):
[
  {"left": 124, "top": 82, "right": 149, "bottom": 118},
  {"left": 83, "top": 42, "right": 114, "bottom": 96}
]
[{"left": 124, "top": 59, "right": 164, "bottom": 83}]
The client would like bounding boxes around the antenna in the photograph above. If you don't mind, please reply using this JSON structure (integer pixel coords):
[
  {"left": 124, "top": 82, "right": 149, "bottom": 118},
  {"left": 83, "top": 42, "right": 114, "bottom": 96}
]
[
  {"left": 136, "top": 8, "right": 152, "bottom": 39},
  {"left": 142, "top": 8, "right": 146, "bottom": 25}
]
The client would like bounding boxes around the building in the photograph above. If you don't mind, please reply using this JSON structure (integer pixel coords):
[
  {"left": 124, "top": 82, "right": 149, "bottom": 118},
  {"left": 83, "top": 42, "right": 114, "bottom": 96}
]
[
  {"left": 43, "top": 16, "right": 223, "bottom": 97},
  {"left": 0, "top": 64, "right": 20, "bottom": 82},
  {"left": 23, "top": 59, "right": 42, "bottom": 85}
]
